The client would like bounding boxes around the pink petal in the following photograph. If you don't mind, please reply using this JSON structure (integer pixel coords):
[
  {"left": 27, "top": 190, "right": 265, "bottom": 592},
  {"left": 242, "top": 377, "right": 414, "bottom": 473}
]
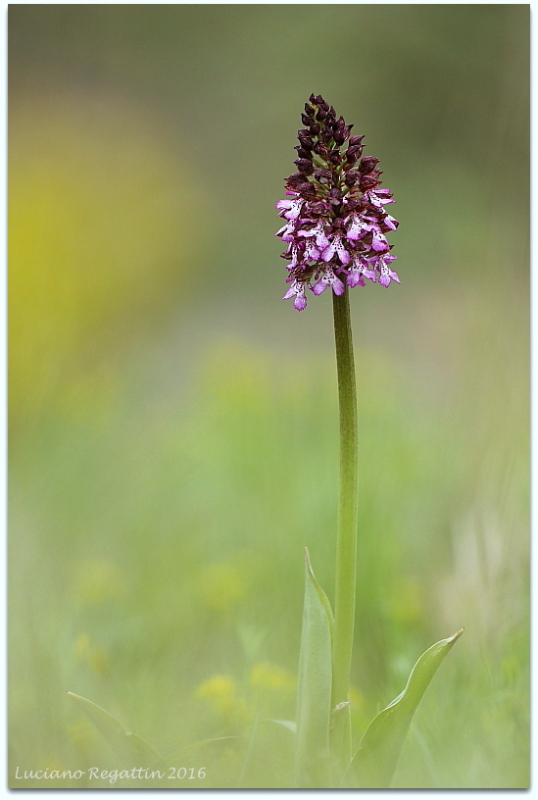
[
  {"left": 331, "top": 276, "right": 345, "bottom": 295},
  {"left": 322, "top": 242, "right": 335, "bottom": 262}
]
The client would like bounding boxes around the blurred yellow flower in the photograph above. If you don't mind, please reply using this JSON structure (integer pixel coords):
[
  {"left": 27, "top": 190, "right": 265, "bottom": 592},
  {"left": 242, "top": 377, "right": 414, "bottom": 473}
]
[
  {"left": 195, "top": 562, "right": 246, "bottom": 613},
  {"left": 195, "top": 674, "right": 251, "bottom": 724},
  {"left": 71, "top": 560, "right": 125, "bottom": 604},
  {"left": 249, "top": 661, "right": 296, "bottom": 692}
]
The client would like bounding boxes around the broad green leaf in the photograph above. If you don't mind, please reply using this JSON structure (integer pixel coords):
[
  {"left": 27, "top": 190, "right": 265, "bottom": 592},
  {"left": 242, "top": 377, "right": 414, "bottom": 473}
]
[
  {"left": 294, "top": 548, "right": 334, "bottom": 788},
  {"left": 67, "top": 692, "right": 164, "bottom": 767},
  {"left": 349, "top": 629, "right": 463, "bottom": 788}
]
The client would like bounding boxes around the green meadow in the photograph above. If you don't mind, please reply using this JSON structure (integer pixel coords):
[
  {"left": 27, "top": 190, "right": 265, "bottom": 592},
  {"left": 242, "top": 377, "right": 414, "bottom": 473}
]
[{"left": 9, "top": 5, "right": 529, "bottom": 788}]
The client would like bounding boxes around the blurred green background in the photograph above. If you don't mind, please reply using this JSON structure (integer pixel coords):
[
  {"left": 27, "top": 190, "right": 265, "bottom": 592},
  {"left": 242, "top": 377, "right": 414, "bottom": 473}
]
[{"left": 9, "top": 4, "right": 529, "bottom": 789}]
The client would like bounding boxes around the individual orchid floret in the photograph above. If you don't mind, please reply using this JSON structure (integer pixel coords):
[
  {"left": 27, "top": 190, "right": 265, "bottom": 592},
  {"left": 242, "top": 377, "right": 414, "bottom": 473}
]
[
  {"left": 283, "top": 279, "right": 308, "bottom": 311},
  {"left": 363, "top": 187, "right": 395, "bottom": 208},
  {"left": 322, "top": 233, "right": 351, "bottom": 265},
  {"left": 370, "top": 230, "right": 390, "bottom": 252},
  {"left": 287, "top": 244, "right": 301, "bottom": 270},
  {"left": 275, "top": 97, "right": 400, "bottom": 309},
  {"left": 276, "top": 197, "right": 304, "bottom": 220},
  {"left": 347, "top": 257, "right": 376, "bottom": 287},
  {"left": 382, "top": 214, "right": 399, "bottom": 231},
  {"left": 369, "top": 252, "right": 400, "bottom": 287},
  {"left": 276, "top": 220, "right": 296, "bottom": 242},
  {"left": 297, "top": 221, "right": 330, "bottom": 251},
  {"left": 312, "top": 266, "right": 345, "bottom": 297}
]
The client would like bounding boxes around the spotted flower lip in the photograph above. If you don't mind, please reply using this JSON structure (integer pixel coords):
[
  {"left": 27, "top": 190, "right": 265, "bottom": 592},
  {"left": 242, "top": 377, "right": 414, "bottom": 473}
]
[
  {"left": 283, "top": 279, "right": 308, "bottom": 311},
  {"left": 312, "top": 266, "right": 345, "bottom": 297},
  {"left": 276, "top": 95, "right": 400, "bottom": 309},
  {"left": 297, "top": 220, "right": 330, "bottom": 250},
  {"left": 276, "top": 197, "right": 304, "bottom": 220}
]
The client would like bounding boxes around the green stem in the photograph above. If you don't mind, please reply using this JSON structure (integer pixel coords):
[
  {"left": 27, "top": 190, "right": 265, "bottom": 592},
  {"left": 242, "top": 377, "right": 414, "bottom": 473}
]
[{"left": 331, "top": 288, "right": 359, "bottom": 766}]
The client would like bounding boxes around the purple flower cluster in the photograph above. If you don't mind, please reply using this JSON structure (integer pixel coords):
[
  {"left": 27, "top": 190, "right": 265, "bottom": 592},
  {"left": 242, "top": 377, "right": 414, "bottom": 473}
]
[{"left": 276, "top": 95, "right": 400, "bottom": 310}]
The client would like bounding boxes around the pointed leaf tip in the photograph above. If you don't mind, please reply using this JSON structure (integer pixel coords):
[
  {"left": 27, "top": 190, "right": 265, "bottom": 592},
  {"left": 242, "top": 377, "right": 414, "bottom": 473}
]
[{"left": 350, "top": 629, "right": 463, "bottom": 788}]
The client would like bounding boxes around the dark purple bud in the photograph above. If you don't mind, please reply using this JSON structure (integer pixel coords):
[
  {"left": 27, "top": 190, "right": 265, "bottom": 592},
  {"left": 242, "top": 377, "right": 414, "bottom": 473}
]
[
  {"left": 298, "top": 182, "right": 316, "bottom": 198},
  {"left": 328, "top": 149, "right": 342, "bottom": 165},
  {"left": 308, "top": 201, "right": 326, "bottom": 215},
  {"left": 298, "top": 128, "right": 312, "bottom": 138},
  {"left": 298, "top": 133, "right": 314, "bottom": 149},
  {"left": 301, "top": 113, "right": 313, "bottom": 127},
  {"left": 314, "top": 167, "right": 332, "bottom": 183},
  {"left": 304, "top": 103, "right": 315, "bottom": 118},
  {"left": 286, "top": 172, "right": 305, "bottom": 188},
  {"left": 316, "top": 106, "right": 327, "bottom": 121},
  {"left": 335, "top": 127, "right": 353, "bottom": 146},
  {"left": 344, "top": 170, "right": 361, "bottom": 187},
  {"left": 359, "top": 173, "right": 379, "bottom": 190},
  {"left": 321, "top": 128, "right": 334, "bottom": 144},
  {"left": 321, "top": 101, "right": 329, "bottom": 112},
  {"left": 327, "top": 187, "right": 343, "bottom": 205},
  {"left": 344, "top": 197, "right": 362, "bottom": 212},
  {"left": 346, "top": 144, "right": 363, "bottom": 161},
  {"left": 309, "top": 121, "right": 321, "bottom": 135},
  {"left": 349, "top": 135, "right": 365, "bottom": 147},
  {"left": 294, "top": 147, "right": 312, "bottom": 160},
  {"left": 333, "top": 128, "right": 347, "bottom": 146},
  {"left": 294, "top": 158, "right": 315, "bottom": 175},
  {"left": 359, "top": 156, "right": 380, "bottom": 173},
  {"left": 313, "top": 141, "right": 328, "bottom": 157}
]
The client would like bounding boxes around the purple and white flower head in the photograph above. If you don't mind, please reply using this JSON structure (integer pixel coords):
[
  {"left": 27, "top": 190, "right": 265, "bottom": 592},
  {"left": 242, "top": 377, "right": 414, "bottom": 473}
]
[{"left": 276, "top": 95, "right": 400, "bottom": 310}]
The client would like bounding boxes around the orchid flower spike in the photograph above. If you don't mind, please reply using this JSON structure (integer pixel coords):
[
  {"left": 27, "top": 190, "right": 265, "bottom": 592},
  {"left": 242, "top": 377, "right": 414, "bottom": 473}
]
[{"left": 276, "top": 95, "right": 400, "bottom": 309}]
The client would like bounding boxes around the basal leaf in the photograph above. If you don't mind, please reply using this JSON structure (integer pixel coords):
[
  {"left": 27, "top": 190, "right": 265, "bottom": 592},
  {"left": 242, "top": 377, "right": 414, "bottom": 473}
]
[
  {"left": 294, "top": 548, "right": 334, "bottom": 788},
  {"left": 350, "top": 628, "right": 463, "bottom": 788},
  {"left": 67, "top": 691, "right": 164, "bottom": 767}
]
